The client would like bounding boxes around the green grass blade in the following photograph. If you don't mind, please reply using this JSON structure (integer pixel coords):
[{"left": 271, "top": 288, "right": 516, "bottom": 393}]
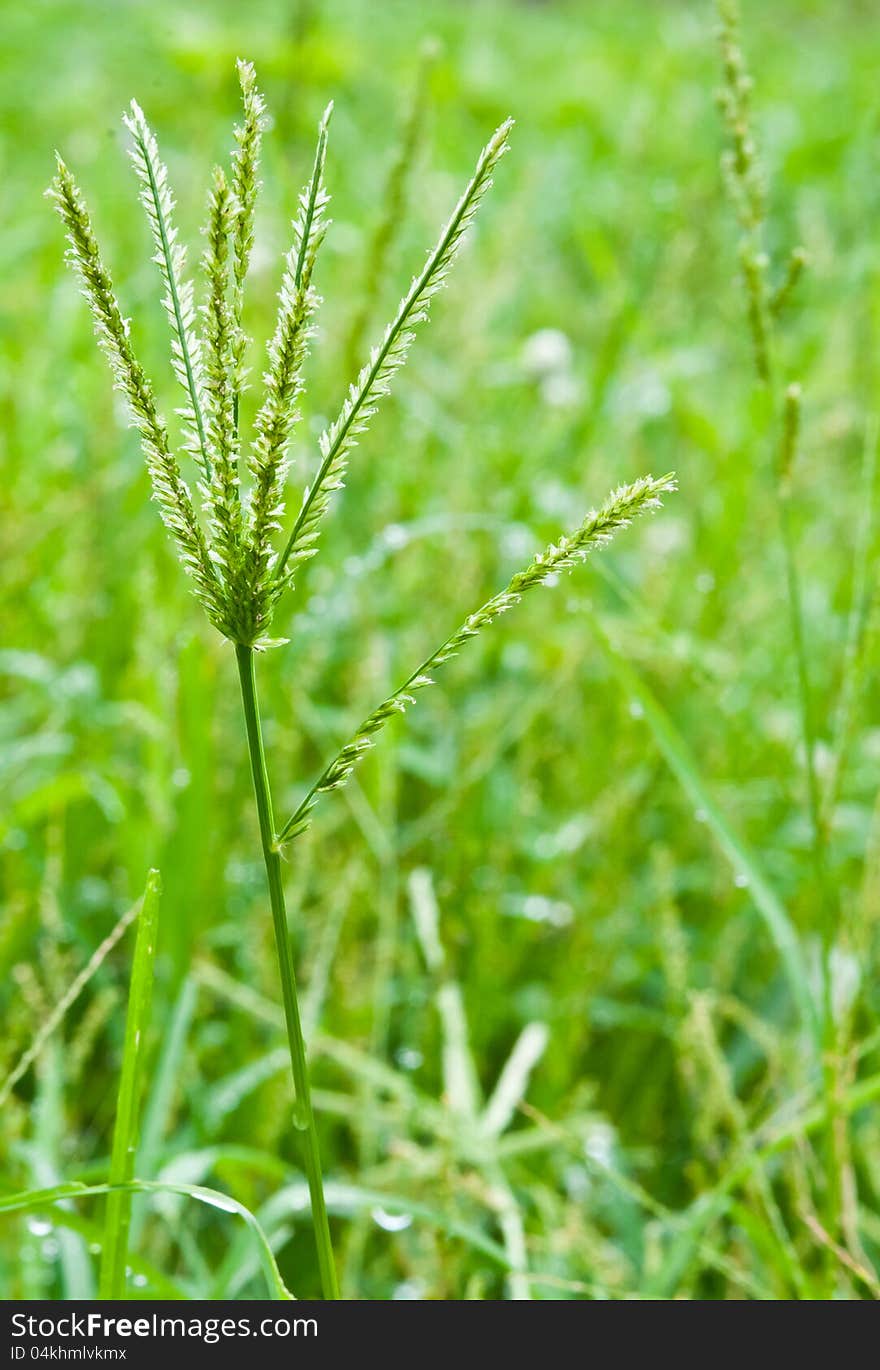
[
  {"left": 98, "top": 869, "right": 161, "bottom": 1300},
  {"left": 30, "top": 1042, "right": 95, "bottom": 1300},
  {"left": 0, "top": 1179, "right": 293, "bottom": 1301},
  {"left": 586, "top": 609, "right": 820, "bottom": 1045},
  {"left": 129, "top": 975, "right": 198, "bottom": 1247}
]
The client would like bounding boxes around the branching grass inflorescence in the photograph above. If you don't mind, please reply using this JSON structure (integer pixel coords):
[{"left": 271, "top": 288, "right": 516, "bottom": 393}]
[{"left": 51, "top": 62, "right": 674, "bottom": 1299}]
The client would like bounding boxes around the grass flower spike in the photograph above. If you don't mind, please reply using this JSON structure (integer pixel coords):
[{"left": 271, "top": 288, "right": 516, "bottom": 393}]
[
  {"left": 276, "top": 473, "right": 675, "bottom": 844},
  {"left": 50, "top": 63, "right": 674, "bottom": 1300}
]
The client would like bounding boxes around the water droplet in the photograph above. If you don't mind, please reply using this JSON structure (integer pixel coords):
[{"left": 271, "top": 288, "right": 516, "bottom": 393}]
[
  {"left": 694, "top": 807, "right": 708, "bottom": 824},
  {"left": 27, "top": 1218, "right": 52, "bottom": 1237},
  {"left": 198, "top": 1192, "right": 238, "bottom": 1214},
  {"left": 393, "top": 1278, "right": 426, "bottom": 1299},
  {"left": 734, "top": 872, "right": 749, "bottom": 889},
  {"left": 291, "top": 1098, "right": 310, "bottom": 1131},
  {"left": 132, "top": 1273, "right": 148, "bottom": 1288},
  {"left": 395, "top": 1047, "right": 423, "bottom": 1071},
  {"left": 629, "top": 699, "right": 645, "bottom": 719},
  {"left": 371, "top": 1206, "right": 413, "bottom": 1233},
  {"left": 41, "top": 1238, "right": 60, "bottom": 1259},
  {"left": 384, "top": 523, "right": 409, "bottom": 551}
]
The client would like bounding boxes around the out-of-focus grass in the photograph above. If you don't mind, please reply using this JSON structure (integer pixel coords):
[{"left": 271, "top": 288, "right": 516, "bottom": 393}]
[{"left": 2, "top": 0, "right": 880, "bottom": 1298}]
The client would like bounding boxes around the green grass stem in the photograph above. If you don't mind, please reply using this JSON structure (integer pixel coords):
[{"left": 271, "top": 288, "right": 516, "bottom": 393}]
[{"left": 235, "top": 643, "right": 339, "bottom": 1300}]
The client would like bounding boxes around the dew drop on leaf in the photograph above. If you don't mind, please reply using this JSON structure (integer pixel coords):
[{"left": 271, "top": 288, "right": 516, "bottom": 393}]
[{"left": 371, "top": 1207, "right": 413, "bottom": 1233}]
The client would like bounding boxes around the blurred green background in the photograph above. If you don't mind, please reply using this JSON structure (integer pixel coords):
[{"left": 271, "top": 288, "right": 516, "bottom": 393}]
[{"left": 3, "top": 0, "right": 880, "bottom": 1299}]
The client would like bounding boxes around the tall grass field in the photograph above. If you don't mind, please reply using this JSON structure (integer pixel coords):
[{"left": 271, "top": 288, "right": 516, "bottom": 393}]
[{"left": 1, "top": 0, "right": 880, "bottom": 1303}]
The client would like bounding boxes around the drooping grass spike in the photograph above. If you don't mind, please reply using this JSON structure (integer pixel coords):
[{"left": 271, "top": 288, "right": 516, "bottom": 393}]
[{"left": 275, "top": 474, "right": 676, "bottom": 845}]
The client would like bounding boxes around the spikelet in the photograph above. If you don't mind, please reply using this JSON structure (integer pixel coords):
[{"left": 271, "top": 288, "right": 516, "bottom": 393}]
[
  {"left": 48, "top": 158, "right": 224, "bottom": 626},
  {"left": 237, "top": 103, "right": 333, "bottom": 646},
  {"left": 714, "top": 0, "right": 804, "bottom": 383},
  {"left": 124, "top": 100, "right": 215, "bottom": 479},
  {"left": 201, "top": 165, "right": 242, "bottom": 579},
  {"left": 230, "top": 59, "right": 268, "bottom": 397},
  {"left": 715, "top": 0, "right": 765, "bottom": 234},
  {"left": 275, "top": 473, "right": 676, "bottom": 844},
  {"left": 273, "top": 117, "right": 514, "bottom": 591}
]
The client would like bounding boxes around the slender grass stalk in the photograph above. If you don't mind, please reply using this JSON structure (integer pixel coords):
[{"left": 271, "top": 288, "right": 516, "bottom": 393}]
[
  {"left": 716, "top": 0, "right": 828, "bottom": 919},
  {"left": 822, "top": 415, "right": 880, "bottom": 826},
  {"left": 234, "top": 644, "right": 339, "bottom": 1300},
  {"left": 714, "top": 0, "right": 842, "bottom": 1252},
  {"left": 99, "top": 869, "right": 161, "bottom": 1300}
]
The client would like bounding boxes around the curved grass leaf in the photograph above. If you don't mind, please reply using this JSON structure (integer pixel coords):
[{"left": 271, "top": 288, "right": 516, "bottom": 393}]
[{"left": 0, "top": 1180, "right": 293, "bottom": 1301}]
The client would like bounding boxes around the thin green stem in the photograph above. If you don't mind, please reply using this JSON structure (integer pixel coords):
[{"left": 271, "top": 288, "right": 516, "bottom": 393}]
[
  {"left": 772, "top": 393, "right": 842, "bottom": 1256},
  {"left": 716, "top": 0, "right": 843, "bottom": 1254},
  {"left": 234, "top": 643, "right": 339, "bottom": 1300}
]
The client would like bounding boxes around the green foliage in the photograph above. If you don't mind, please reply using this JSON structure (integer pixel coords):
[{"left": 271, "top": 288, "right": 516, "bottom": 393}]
[
  {"left": 5, "top": 0, "right": 880, "bottom": 1303},
  {"left": 40, "top": 36, "right": 670, "bottom": 1302},
  {"left": 99, "top": 870, "right": 161, "bottom": 1299}
]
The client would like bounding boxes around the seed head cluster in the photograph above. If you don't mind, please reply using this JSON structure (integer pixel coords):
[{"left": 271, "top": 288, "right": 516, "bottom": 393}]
[{"left": 50, "top": 59, "right": 674, "bottom": 842}]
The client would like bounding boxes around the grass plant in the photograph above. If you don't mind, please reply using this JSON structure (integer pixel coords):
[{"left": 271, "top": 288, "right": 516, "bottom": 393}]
[{"left": 46, "top": 61, "right": 673, "bottom": 1297}]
